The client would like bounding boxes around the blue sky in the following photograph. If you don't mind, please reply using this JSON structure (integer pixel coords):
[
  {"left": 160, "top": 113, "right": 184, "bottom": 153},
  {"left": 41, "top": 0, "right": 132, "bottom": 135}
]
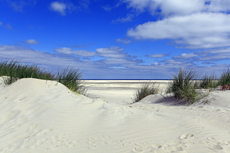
[{"left": 0, "top": 0, "right": 230, "bottom": 79}]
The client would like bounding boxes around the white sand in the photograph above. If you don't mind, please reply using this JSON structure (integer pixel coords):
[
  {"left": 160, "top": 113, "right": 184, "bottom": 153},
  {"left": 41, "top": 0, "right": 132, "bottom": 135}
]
[
  {"left": 85, "top": 80, "right": 171, "bottom": 104},
  {"left": 0, "top": 77, "right": 230, "bottom": 153}
]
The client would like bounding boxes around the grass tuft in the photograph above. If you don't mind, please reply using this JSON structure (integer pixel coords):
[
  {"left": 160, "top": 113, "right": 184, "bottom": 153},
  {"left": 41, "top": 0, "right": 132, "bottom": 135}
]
[
  {"left": 0, "top": 60, "right": 55, "bottom": 85},
  {"left": 56, "top": 67, "right": 87, "bottom": 95},
  {"left": 199, "top": 74, "right": 219, "bottom": 89},
  {"left": 219, "top": 68, "right": 230, "bottom": 87},
  {"left": 167, "top": 68, "right": 206, "bottom": 104},
  {"left": 133, "top": 83, "right": 158, "bottom": 103}
]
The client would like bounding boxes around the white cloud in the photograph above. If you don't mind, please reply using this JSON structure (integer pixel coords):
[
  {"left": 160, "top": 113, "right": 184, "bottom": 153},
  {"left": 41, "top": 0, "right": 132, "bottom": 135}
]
[
  {"left": 121, "top": 0, "right": 151, "bottom": 12},
  {"left": 127, "top": 13, "right": 230, "bottom": 49},
  {"left": 73, "top": 50, "right": 97, "bottom": 57},
  {"left": 96, "top": 46, "right": 126, "bottom": 58},
  {"left": 195, "top": 48, "right": 230, "bottom": 61},
  {"left": 174, "top": 53, "right": 198, "bottom": 59},
  {"left": 96, "top": 46, "right": 143, "bottom": 66},
  {"left": 163, "top": 59, "right": 193, "bottom": 67},
  {"left": 121, "top": 0, "right": 230, "bottom": 17},
  {"left": 24, "top": 39, "right": 40, "bottom": 45},
  {"left": 151, "top": 62, "right": 159, "bottom": 65},
  {"left": 0, "top": 45, "right": 101, "bottom": 75},
  {"left": 0, "top": 22, "right": 3, "bottom": 26},
  {"left": 199, "top": 53, "right": 230, "bottom": 61},
  {"left": 1, "top": 45, "right": 229, "bottom": 79},
  {"left": 96, "top": 46, "right": 124, "bottom": 54},
  {"left": 197, "top": 48, "right": 230, "bottom": 54},
  {"left": 55, "top": 47, "right": 96, "bottom": 57},
  {"left": 205, "top": 0, "right": 230, "bottom": 12},
  {"left": 50, "top": 2, "right": 67, "bottom": 15},
  {"left": 152, "top": 0, "right": 204, "bottom": 16},
  {"left": 147, "top": 54, "right": 167, "bottom": 58},
  {"left": 116, "top": 38, "right": 131, "bottom": 45}
]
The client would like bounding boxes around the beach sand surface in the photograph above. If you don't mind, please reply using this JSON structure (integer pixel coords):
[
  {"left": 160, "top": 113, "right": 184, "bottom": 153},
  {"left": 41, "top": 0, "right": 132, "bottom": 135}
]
[{"left": 0, "top": 77, "right": 230, "bottom": 153}]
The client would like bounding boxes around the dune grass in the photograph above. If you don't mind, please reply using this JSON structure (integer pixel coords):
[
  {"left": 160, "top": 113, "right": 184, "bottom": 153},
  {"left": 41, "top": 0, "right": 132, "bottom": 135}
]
[
  {"left": 199, "top": 74, "right": 219, "bottom": 89},
  {"left": 56, "top": 67, "right": 87, "bottom": 95},
  {"left": 0, "top": 60, "right": 55, "bottom": 85},
  {"left": 0, "top": 60, "right": 87, "bottom": 95},
  {"left": 167, "top": 68, "right": 209, "bottom": 104},
  {"left": 133, "top": 83, "right": 159, "bottom": 103},
  {"left": 219, "top": 68, "right": 230, "bottom": 87}
]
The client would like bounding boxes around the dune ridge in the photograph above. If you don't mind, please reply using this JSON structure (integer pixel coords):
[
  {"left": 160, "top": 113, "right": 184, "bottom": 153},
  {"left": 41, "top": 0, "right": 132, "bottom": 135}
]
[{"left": 0, "top": 77, "right": 230, "bottom": 153}]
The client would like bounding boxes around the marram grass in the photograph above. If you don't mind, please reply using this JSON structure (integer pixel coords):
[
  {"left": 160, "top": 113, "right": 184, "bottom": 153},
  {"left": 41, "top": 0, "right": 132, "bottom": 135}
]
[
  {"left": 219, "top": 68, "right": 230, "bottom": 87},
  {"left": 167, "top": 68, "right": 210, "bottom": 104},
  {"left": 199, "top": 74, "right": 219, "bottom": 89},
  {"left": 0, "top": 60, "right": 87, "bottom": 95},
  {"left": 133, "top": 83, "right": 159, "bottom": 103}
]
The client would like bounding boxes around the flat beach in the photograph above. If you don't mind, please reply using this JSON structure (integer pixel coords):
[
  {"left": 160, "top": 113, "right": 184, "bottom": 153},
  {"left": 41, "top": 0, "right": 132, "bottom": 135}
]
[
  {"left": 0, "top": 78, "right": 230, "bottom": 153},
  {"left": 85, "top": 80, "right": 171, "bottom": 104}
]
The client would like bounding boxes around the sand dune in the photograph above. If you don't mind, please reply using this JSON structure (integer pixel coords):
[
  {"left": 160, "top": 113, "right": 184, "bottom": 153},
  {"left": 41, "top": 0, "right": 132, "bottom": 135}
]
[{"left": 0, "top": 77, "right": 230, "bottom": 153}]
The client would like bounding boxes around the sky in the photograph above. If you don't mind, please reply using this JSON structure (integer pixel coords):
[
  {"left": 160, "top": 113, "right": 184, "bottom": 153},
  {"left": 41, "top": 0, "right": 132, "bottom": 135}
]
[{"left": 0, "top": 0, "right": 230, "bottom": 79}]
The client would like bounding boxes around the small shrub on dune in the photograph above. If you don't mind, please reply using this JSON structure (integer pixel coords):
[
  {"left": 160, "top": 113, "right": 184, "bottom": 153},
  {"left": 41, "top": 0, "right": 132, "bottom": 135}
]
[
  {"left": 133, "top": 83, "right": 159, "bottom": 103},
  {"left": 219, "top": 68, "right": 230, "bottom": 90},
  {"left": 167, "top": 68, "right": 207, "bottom": 104}
]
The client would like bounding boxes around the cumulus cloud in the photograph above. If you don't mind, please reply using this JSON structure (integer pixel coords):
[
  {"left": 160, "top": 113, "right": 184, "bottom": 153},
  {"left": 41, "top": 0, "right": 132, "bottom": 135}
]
[
  {"left": 24, "top": 39, "right": 40, "bottom": 45},
  {"left": 147, "top": 54, "right": 167, "bottom": 58},
  {"left": 127, "top": 13, "right": 230, "bottom": 49},
  {"left": 121, "top": 0, "right": 230, "bottom": 17},
  {"left": 55, "top": 47, "right": 96, "bottom": 57},
  {"left": 50, "top": 2, "right": 67, "bottom": 15},
  {"left": 116, "top": 38, "right": 131, "bottom": 45}
]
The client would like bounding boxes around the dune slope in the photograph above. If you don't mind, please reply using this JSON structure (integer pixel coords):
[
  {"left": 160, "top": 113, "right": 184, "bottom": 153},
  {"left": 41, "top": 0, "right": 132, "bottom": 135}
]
[{"left": 0, "top": 78, "right": 230, "bottom": 153}]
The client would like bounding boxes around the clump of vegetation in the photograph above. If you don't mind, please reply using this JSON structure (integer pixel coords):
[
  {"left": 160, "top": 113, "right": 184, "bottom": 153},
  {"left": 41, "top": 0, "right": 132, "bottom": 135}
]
[
  {"left": 219, "top": 68, "right": 230, "bottom": 87},
  {"left": 199, "top": 74, "right": 219, "bottom": 90},
  {"left": 0, "top": 60, "right": 87, "bottom": 95},
  {"left": 133, "top": 83, "right": 159, "bottom": 103},
  {"left": 56, "top": 67, "right": 87, "bottom": 95},
  {"left": 0, "top": 60, "right": 54, "bottom": 85},
  {"left": 167, "top": 68, "right": 207, "bottom": 104}
]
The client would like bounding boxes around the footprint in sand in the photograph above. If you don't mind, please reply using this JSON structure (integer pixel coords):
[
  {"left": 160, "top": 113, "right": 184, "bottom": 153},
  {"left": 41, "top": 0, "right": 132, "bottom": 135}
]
[
  {"left": 203, "top": 137, "right": 230, "bottom": 152},
  {"left": 180, "top": 134, "right": 194, "bottom": 140},
  {"left": 28, "top": 123, "right": 38, "bottom": 131}
]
